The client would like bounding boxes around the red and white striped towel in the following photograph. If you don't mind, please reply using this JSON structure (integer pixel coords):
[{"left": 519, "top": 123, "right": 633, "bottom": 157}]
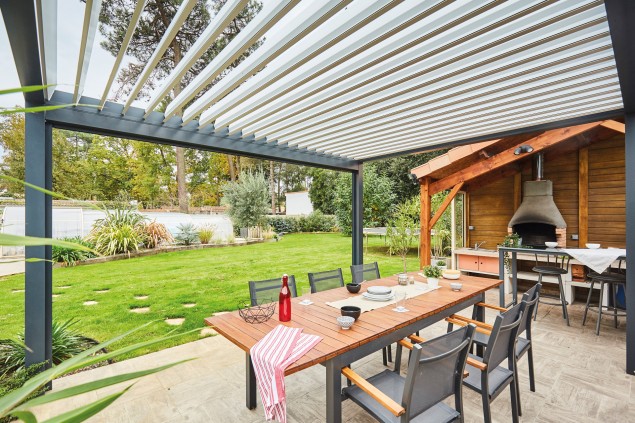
[{"left": 250, "top": 325, "right": 321, "bottom": 423}]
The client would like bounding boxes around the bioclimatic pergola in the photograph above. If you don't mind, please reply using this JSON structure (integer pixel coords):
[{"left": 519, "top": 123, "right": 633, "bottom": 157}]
[{"left": 1, "top": 0, "right": 634, "bottom": 376}]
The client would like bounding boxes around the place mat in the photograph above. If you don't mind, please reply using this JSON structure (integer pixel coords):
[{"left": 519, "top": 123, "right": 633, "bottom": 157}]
[
  {"left": 562, "top": 248, "right": 626, "bottom": 274},
  {"left": 325, "top": 282, "right": 441, "bottom": 313}
]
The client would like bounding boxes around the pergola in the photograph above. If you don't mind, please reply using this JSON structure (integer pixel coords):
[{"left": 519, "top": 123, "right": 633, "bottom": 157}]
[{"left": 1, "top": 0, "right": 633, "bottom": 375}]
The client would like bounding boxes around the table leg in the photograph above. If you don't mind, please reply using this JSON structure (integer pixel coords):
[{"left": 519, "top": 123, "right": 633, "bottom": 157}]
[
  {"left": 326, "top": 359, "right": 342, "bottom": 423},
  {"left": 246, "top": 353, "right": 256, "bottom": 410},
  {"left": 475, "top": 293, "right": 486, "bottom": 357}
]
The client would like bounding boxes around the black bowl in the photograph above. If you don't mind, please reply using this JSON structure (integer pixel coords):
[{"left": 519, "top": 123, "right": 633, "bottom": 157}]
[
  {"left": 346, "top": 283, "right": 361, "bottom": 293},
  {"left": 341, "top": 305, "right": 361, "bottom": 321}
]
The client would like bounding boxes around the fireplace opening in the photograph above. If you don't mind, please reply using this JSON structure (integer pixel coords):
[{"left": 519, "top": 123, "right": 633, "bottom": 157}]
[{"left": 512, "top": 223, "right": 556, "bottom": 248}]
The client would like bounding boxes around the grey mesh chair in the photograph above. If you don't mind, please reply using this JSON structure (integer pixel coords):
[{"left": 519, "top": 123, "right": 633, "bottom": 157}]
[
  {"left": 342, "top": 325, "right": 475, "bottom": 423},
  {"left": 248, "top": 276, "right": 297, "bottom": 306},
  {"left": 532, "top": 253, "right": 570, "bottom": 325},
  {"left": 350, "top": 262, "right": 380, "bottom": 284},
  {"left": 308, "top": 268, "right": 344, "bottom": 293}
]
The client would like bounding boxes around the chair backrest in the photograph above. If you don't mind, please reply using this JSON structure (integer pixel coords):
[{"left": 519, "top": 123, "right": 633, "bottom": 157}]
[
  {"left": 248, "top": 276, "right": 297, "bottom": 306},
  {"left": 518, "top": 283, "right": 541, "bottom": 338},
  {"left": 534, "top": 252, "right": 570, "bottom": 271},
  {"left": 308, "top": 268, "right": 344, "bottom": 293},
  {"left": 402, "top": 325, "right": 475, "bottom": 420},
  {"left": 350, "top": 262, "right": 380, "bottom": 284},
  {"left": 483, "top": 302, "right": 524, "bottom": 372}
]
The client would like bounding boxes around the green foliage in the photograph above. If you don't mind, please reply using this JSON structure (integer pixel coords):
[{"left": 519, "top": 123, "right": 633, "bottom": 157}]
[
  {"left": 197, "top": 224, "right": 215, "bottom": 245},
  {"left": 501, "top": 233, "right": 522, "bottom": 272},
  {"left": 87, "top": 208, "right": 147, "bottom": 255},
  {"left": 52, "top": 237, "right": 97, "bottom": 266},
  {"left": 175, "top": 223, "right": 198, "bottom": 246},
  {"left": 0, "top": 320, "right": 98, "bottom": 377},
  {"left": 387, "top": 199, "right": 419, "bottom": 273},
  {"left": 333, "top": 165, "right": 396, "bottom": 235},
  {"left": 143, "top": 221, "right": 173, "bottom": 249},
  {"left": 422, "top": 265, "right": 442, "bottom": 279},
  {"left": 223, "top": 171, "right": 270, "bottom": 229},
  {"left": 308, "top": 168, "right": 338, "bottom": 214},
  {"left": 371, "top": 152, "right": 447, "bottom": 200},
  {"left": 0, "top": 365, "right": 45, "bottom": 423},
  {"left": 265, "top": 212, "right": 337, "bottom": 233}
]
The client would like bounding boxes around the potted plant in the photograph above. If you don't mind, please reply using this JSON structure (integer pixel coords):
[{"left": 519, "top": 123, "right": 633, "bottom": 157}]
[
  {"left": 422, "top": 265, "right": 442, "bottom": 288},
  {"left": 500, "top": 233, "right": 522, "bottom": 274},
  {"left": 436, "top": 259, "right": 447, "bottom": 271}
]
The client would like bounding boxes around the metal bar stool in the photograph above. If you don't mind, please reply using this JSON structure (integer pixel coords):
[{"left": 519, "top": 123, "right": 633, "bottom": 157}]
[
  {"left": 532, "top": 253, "right": 570, "bottom": 326},
  {"left": 582, "top": 261, "right": 627, "bottom": 335}
]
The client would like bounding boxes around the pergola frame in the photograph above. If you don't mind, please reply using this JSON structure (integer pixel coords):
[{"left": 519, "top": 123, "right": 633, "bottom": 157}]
[{"left": 0, "top": 0, "right": 633, "bottom": 379}]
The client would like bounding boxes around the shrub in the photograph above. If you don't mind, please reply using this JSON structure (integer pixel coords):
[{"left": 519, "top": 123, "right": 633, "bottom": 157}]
[
  {"left": 51, "top": 236, "right": 97, "bottom": 266},
  {"left": 144, "top": 220, "right": 173, "bottom": 248},
  {"left": 0, "top": 320, "right": 98, "bottom": 377},
  {"left": 175, "top": 223, "right": 198, "bottom": 245},
  {"left": 422, "top": 265, "right": 442, "bottom": 279},
  {"left": 265, "top": 212, "right": 337, "bottom": 234},
  {"left": 222, "top": 171, "right": 270, "bottom": 229},
  {"left": 197, "top": 224, "right": 215, "bottom": 244},
  {"left": 87, "top": 208, "right": 147, "bottom": 255},
  {"left": 0, "top": 365, "right": 45, "bottom": 423}
]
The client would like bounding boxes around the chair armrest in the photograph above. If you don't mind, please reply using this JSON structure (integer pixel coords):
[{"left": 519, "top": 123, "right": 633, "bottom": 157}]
[
  {"left": 466, "top": 357, "right": 488, "bottom": 371},
  {"left": 445, "top": 317, "right": 492, "bottom": 336},
  {"left": 407, "top": 334, "right": 426, "bottom": 344},
  {"left": 476, "top": 302, "right": 508, "bottom": 312},
  {"left": 398, "top": 339, "right": 414, "bottom": 350},
  {"left": 450, "top": 315, "right": 494, "bottom": 330},
  {"left": 341, "top": 367, "right": 406, "bottom": 417}
]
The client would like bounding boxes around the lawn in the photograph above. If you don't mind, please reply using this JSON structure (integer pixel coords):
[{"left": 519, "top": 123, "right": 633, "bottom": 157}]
[{"left": 0, "top": 233, "right": 419, "bottom": 357}]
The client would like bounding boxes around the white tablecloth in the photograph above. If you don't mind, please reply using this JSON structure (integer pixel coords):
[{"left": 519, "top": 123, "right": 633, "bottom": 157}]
[{"left": 561, "top": 248, "right": 626, "bottom": 274}]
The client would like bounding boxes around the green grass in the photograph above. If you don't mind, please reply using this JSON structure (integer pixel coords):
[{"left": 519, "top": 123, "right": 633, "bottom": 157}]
[{"left": 0, "top": 233, "right": 419, "bottom": 357}]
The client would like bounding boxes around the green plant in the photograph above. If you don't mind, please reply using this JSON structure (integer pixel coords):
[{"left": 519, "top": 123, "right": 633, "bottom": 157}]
[
  {"left": 197, "top": 224, "right": 215, "bottom": 244},
  {"left": 0, "top": 365, "right": 46, "bottom": 423},
  {"left": 0, "top": 323, "right": 196, "bottom": 423},
  {"left": 51, "top": 237, "right": 97, "bottom": 266},
  {"left": 501, "top": 233, "right": 522, "bottom": 272},
  {"left": 175, "top": 223, "right": 198, "bottom": 245},
  {"left": 88, "top": 208, "right": 147, "bottom": 255},
  {"left": 222, "top": 171, "right": 270, "bottom": 229},
  {"left": 387, "top": 199, "right": 419, "bottom": 273},
  {"left": 144, "top": 220, "right": 173, "bottom": 248},
  {"left": 431, "top": 228, "right": 451, "bottom": 258},
  {"left": 0, "top": 320, "right": 98, "bottom": 377},
  {"left": 422, "top": 265, "right": 442, "bottom": 279},
  {"left": 436, "top": 260, "right": 446, "bottom": 267}
]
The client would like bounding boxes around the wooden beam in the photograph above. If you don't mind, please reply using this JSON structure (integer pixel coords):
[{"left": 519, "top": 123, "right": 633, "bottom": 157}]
[
  {"left": 513, "top": 172, "right": 522, "bottom": 211},
  {"left": 578, "top": 147, "right": 589, "bottom": 246},
  {"left": 429, "top": 182, "right": 464, "bottom": 228},
  {"left": 429, "top": 121, "right": 605, "bottom": 193},
  {"left": 601, "top": 120, "right": 626, "bottom": 134},
  {"left": 420, "top": 176, "right": 432, "bottom": 269}
]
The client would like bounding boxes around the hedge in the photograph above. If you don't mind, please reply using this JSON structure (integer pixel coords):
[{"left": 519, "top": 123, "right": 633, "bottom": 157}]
[{"left": 265, "top": 212, "right": 338, "bottom": 233}]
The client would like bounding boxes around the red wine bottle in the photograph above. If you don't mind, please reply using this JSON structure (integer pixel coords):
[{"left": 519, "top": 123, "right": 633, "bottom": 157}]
[{"left": 279, "top": 274, "right": 291, "bottom": 322}]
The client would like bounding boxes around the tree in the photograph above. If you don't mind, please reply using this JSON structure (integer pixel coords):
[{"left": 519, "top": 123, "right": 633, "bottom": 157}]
[
  {"left": 372, "top": 151, "right": 447, "bottom": 200},
  {"left": 333, "top": 165, "right": 395, "bottom": 236},
  {"left": 387, "top": 197, "right": 419, "bottom": 273},
  {"left": 308, "top": 168, "right": 338, "bottom": 214},
  {"left": 222, "top": 171, "right": 270, "bottom": 229},
  {"left": 99, "top": 0, "right": 261, "bottom": 212}
]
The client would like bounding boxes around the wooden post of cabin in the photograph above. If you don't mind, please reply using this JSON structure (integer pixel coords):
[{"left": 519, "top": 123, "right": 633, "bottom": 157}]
[
  {"left": 420, "top": 176, "right": 432, "bottom": 269},
  {"left": 578, "top": 147, "right": 589, "bottom": 247}
]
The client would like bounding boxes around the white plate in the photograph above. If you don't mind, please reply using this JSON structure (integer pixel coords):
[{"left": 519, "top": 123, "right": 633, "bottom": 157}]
[
  {"left": 362, "top": 293, "right": 395, "bottom": 302},
  {"left": 367, "top": 286, "right": 392, "bottom": 295}
]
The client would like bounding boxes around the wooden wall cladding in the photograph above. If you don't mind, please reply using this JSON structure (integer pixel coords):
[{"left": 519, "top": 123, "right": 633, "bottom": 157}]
[
  {"left": 588, "top": 136, "right": 626, "bottom": 248},
  {"left": 468, "top": 177, "right": 515, "bottom": 248}
]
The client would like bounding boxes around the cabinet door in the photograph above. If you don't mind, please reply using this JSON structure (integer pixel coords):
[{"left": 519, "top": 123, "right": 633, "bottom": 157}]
[
  {"left": 458, "top": 255, "right": 480, "bottom": 272},
  {"left": 479, "top": 256, "right": 500, "bottom": 274}
]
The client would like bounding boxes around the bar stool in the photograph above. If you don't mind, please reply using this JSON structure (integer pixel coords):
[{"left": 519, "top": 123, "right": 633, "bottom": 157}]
[
  {"left": 582, "top": 264, "right": 627, "bottom": 335},
  {"left": 532, "top": 253, "right": 570, "bottom": 326}
]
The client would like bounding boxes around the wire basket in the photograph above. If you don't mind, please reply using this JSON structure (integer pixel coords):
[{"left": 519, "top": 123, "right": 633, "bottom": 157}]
[{"left": 238, "top": 299, "right": 276, "bottom": 324}]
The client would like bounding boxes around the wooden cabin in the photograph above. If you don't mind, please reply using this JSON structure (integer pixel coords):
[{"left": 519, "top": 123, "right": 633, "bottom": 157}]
[{"left": 411, "top": 120, "right": 626, "bottom": 297}]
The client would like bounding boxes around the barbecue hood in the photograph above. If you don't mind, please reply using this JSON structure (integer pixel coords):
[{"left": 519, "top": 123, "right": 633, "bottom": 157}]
[{"left": 508, "top": 180, "right": 567, "bottom": 228}]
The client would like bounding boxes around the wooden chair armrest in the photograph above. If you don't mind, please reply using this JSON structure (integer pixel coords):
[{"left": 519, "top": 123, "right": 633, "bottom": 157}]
[
  {"left": 341, "top": 367, "right": 405, "bottom": 417},
  {"left": 466, "top": 357, "right": 488, "bottom": 371},
  {"left": 407, "top": 334, "right": 426, "bottom": 344},
  {"left": 398, "top": 339, "right": 414, "bottom": 350},
  {"left": 450, "top": 315, "right": 494, "bottom": 330},
  {"left": 445, "top": 317, "right": 492, "bottom": 336},
  {"left": 476, "top": 302, "right": 508, "bottom": 312}
]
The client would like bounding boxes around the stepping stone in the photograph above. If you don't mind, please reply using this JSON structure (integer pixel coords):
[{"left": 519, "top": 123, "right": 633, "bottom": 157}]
[
  {"left": 52, "top": 294, "right": 60, "bottom": 298},
  {"left": 12, "top": 289, "right": 24, "bottom": 293},
  {"left": 200, "top": 327, "right": 217, "bottom": 336},
  {"left": 182, "top": 303, "right": 196, "bottom": 308},
  {"left": 165, "top": 318, "right": 185, "bottom": 326},
  {"left": 58, "top": 285, "right": 71, "bottom": 289},
  {"left": 130, "top": 307, "right": 150, "bottom": 314},
  {"left": 83, "top": 301, "right": 98, "bottom": 306},
  {"left": 134, "top": 295, "right": 149, "bottom": 300},
  {"left": 95, "top": 289, "right": 110, "bottom": 294},
  {"left": 213, "top": 311, "right": 230, "bottom": 316}
]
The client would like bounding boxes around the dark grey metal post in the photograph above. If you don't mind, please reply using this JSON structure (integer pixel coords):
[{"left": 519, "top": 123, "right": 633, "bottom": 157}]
[
  {"left": 246, "top": 353, "right": 257, "bottom": 409},
  {"left": 498, "top": 249, "right": 505, "bottom": 307},
  {"left": 24, "top": 111, "right": 53, "bottom": 368},
  {"left": 325, "top": 358, "right": 343, "bottom": 423},
  {"left": 626, "top": 113, "right": 635, "bottom": 374},
  {"left": 351, "top": 163, "right": 363, "bottom": 266}
]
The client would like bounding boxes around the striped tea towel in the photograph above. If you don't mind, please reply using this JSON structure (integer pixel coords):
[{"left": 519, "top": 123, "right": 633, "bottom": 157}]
[{"left": 250, "top": 325, "right": 321, "bottom": 423}]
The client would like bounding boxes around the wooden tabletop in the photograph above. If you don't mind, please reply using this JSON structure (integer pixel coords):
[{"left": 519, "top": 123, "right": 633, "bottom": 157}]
[{"left": 205, "top": 272, "right": 501, "bottom": 375}]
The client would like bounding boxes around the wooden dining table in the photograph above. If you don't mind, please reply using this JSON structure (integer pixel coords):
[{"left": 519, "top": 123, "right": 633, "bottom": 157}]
[{"left": 205, "top": 272, "right": 502, "bottom": 423}]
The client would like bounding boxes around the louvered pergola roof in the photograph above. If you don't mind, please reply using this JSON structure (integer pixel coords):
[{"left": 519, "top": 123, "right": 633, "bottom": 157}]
[{"left": 2, "top": 0, "right": 632, "bottom": 170}]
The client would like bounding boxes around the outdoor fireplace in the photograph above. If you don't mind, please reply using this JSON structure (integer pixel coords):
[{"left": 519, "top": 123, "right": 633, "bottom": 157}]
[{"left": 507, "top": 154, "right": 567, "bottom": 248}]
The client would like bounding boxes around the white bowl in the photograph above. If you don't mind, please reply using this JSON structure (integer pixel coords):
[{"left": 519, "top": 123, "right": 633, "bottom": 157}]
[
  {"left": 337, "top": 316, "right": 355, "bottom": 330},
  {"left": 450, "top": 282, "right": 463, "bottom": 291},
  {"left": 586, "top": 243, "right": 601, "bottom": 249},
  {"left": 442, "top": 270, "right": 461, "bottom": 280},
  {"left": 545, "top": 242, "right": 558, "bottom": 248}
]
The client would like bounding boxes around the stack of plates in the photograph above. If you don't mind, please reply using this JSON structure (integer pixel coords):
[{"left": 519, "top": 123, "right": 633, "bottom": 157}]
[{"left": 363, "top": 286, "right": 394, "bottom": 301}]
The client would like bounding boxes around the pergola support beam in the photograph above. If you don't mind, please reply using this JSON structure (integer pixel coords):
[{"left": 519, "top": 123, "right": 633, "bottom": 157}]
[
  {"left": 429, "top": 182, "right": 463, "bottom": 228},
  {"left": 419, "top": 177, "right": 432, "bottom": 269},
  {"left": 625, "top": 113, "right": 635, "bottom": 375},
  {"left": 24, "top": 110, "right": 53, "bottom": 369},
  {"left": 352, "top": 165, "right": 363, "bottom": 266}
]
